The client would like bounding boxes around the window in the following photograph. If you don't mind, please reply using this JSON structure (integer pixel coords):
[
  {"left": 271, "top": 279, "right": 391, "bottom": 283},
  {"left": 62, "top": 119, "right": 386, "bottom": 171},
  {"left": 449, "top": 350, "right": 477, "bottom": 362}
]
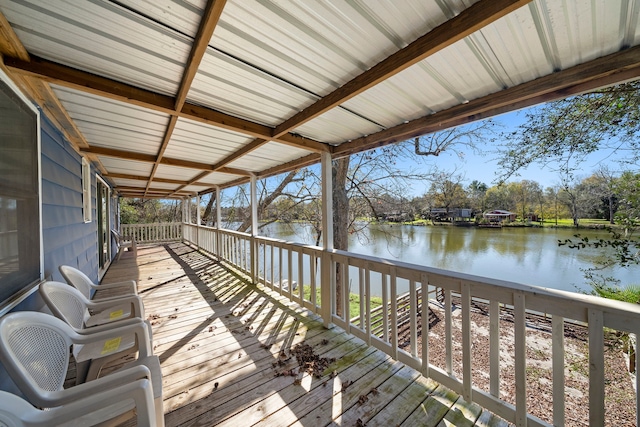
[
  {"left": 82, "top": 157, "right": 91, "bottom": 222},
  {"left": 0, "top": 73, "right": 40, "bottom": 306}
]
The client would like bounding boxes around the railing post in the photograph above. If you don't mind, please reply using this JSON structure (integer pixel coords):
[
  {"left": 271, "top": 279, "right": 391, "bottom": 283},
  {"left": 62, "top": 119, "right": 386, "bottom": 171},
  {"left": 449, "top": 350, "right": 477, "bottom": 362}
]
[
  {"left": 250, "top": 174, "right": 258, "bottom": 284},
  {"left": 320, "top": 152, "right": 333, "bottom": 327},
  {"left": 215, "top": 186, "right": 222, "bottom": 261},
  {"left": 195, "top": 194, "right": 201, "bottom": 250}
]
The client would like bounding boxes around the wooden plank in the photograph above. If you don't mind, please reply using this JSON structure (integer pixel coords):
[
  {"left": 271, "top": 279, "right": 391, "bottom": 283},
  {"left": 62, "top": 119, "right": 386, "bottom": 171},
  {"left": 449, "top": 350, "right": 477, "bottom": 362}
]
[
  {"left": 185, "top": 333, "right": 366, "bottom": 426},
  {"left": 475, "top": 409, "right": 512, "bottom": 427},
  {"left": 258, "top": 347, "right": 388, "bottom": 425},
  {"left": 400, "top": 384, "right": 460, "bottom": 427},
  {"left": 438, "top": 396, "right": 484, "bottom": 427},
  {"left": 251, "top": 344, "right": 381, "bottom": 426},
  {"left": 327, "top": 365, "right": 422, "bottom": 427},
  {"left": 101, "top": 242, "right": 513, "bottom": 427},
  {"left": 368, "top": 375, "right": 439, "bottom": 426}
]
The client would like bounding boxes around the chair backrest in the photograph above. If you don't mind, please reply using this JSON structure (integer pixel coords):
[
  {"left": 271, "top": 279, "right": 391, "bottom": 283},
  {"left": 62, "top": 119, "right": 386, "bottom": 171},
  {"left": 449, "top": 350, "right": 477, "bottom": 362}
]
[
  {"left": 111, "top": 228, "right": 123, "bottom": 242},
  {"left": 0, "top": 312, "right": 73, "bottom": 401},
  {"left": 59, "top": 265, "right": 94, "bottom": 299},
  {"left": 40, "top": 281, "right": 90, "bottom": 331}
]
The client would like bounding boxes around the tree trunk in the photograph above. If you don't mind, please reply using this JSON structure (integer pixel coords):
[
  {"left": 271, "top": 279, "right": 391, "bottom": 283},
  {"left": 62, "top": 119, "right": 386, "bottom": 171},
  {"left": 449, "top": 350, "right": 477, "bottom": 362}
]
[
  {"left": 332, "top": 157, "right": 350, "bottom": 317},
  {"left": 201, "top": 191, "right": 216, "bottom": 226}
]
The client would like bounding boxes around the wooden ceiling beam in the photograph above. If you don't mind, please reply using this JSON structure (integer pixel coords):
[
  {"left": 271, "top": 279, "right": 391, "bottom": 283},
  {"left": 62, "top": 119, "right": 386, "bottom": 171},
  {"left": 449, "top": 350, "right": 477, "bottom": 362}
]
[
  {"left": 334, "top": 45, "right": 640, "bottom": 157},
  {"left": 202, "top": 0, "right": 528, "bottom": 186},
  {"left": 271, "top": 0, "right": 531, "bottom": 140},
  {"left": 80, "top": 145, "right": 251, "bottom": 176},
  {"left": 145, "top": 0, "right": 227, "bottom": 197},
  {"left": 3, "top": 54, "right": 329, "bottom": 153}
]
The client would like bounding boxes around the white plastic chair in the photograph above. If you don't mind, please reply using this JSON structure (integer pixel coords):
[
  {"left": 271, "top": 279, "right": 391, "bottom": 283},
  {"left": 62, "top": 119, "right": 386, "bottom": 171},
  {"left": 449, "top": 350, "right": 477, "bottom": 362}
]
[
  {"left": 59, "top": 264, "right": 137, "bottom": 301},
  {"left": 0, "top": 381, "right": 156, "bottom": 426},
  {"left": 111, "top": 228, "right": 137, "bottom": 260},
  {"left": 0, "top": 311, "right": 163, "bottom": 426},
  {"left": 39, "top": 281, "right": 150, "bottom": 382}
]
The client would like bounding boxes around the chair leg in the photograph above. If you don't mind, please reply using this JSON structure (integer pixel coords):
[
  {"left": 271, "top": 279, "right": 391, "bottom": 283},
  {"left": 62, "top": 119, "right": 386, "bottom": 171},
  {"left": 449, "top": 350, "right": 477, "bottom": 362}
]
[
  {"left": 76, "top": 360, "right": 89, "bottom": 384},
  {"left": 132, "top": 240, "right": 137, "bottom": 257},
  {"left": 117, "top": 247, "right": 124, "bottom": 261}
]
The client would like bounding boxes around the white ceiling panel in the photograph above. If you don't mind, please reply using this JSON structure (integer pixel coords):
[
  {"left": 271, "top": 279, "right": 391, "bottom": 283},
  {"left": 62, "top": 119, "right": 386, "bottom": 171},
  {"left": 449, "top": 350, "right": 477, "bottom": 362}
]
[
  {"left": 112, "top": 178, "right": 148, "bottom": 188},
  {"left": 226, "top": 141, "right": 311, "bottom": 172},
  {"left": 1, "top": 0, "right": 191, "bottom": 95},
  {"left": 154, "top": 164, "right": 209, "bottom": 182},
  {"left": 188, "top": 47, "right": 317, "bottom": 126},
  {"left": 52, "top": 85, "right": 169, "bottom": 155},
  {"left": 116, "top": 0, "right": 206, "bottom": 38},
  {"left": 163, "top": 117, "right": 253, "bottom": 163},
  {"left": 294, "top": 108, "right": 386, "bottom": 145},
  {"left": 97, "top": 157, "right": 153, "bottom": 176}
]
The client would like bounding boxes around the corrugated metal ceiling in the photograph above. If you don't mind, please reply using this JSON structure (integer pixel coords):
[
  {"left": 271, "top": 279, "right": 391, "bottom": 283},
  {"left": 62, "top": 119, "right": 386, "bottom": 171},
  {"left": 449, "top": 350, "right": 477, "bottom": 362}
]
[{"left": 0, "top": 0, "right": 638, "bottom": 198}]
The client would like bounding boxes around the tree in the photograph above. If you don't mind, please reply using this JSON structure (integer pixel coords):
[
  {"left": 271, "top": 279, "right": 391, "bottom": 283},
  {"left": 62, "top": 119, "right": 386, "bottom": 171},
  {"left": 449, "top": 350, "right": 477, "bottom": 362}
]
[
  {"left": 484, "top": 185, "right": 516, "bottom": 212},
  {"left": 497, "top": 80, "right": 640, "bottom": 181},
  {"left": 119, "top": 198, "right": 181, "bottom": 224},
  {"left": 467, "top": 180, "right": 488, "bottom": 215},
  {"left": 427, "top": 170, "right": 468, "bottom": 210}
]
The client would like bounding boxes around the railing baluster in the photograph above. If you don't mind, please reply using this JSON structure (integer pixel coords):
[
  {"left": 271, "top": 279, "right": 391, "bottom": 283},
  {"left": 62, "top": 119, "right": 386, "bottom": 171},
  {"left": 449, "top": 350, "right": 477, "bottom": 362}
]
[
  {"left": 409, "top": 279, "right": 417, "bottom": 357},
  {"left": 365, "top": 264, "right": 372, "bottom": 346},
  {"left": 588, "top": 308, "right": 605, "bottom": 427},
  {"left": 445, "top": 288, "right": 452, "bottom": 374},
  {"left": 490, "top": 299, "right": 500, "bottom": 397},
  {"left": 420, "top": 274, "right": 429, "bottom": 377},
  {"left": 343, "top": 261, "right": 349, "bottom": 325},
  {"left": 287, "top": 247, "right": 293, "bottom": 300},
  {"left": 310, "top": 250, "right": 316, "bottom": 309},
  {"left": 390, "top": 267, "right": 398, "bottom": 360},
  {"left": 462, "top": 282, "right": 472, "bottom": 403},
  {"left": 382, "top": 273, "right": 388, "bottom": 343},
  {"left": 359, "top": 267, "right": 365, "bottom": 330},
  {"left": 298, "top": 250, "right": 304, "bottom": 307},
  {"left": 514, "top": 292, "right": 527, "bottom": 427},
  {"left": 552, "top": 315, "right": 565, "bottom": 426}
]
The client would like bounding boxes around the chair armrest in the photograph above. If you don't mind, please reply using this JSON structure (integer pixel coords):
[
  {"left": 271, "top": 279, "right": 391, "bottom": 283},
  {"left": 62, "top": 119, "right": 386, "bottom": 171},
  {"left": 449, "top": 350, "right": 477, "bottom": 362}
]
[
  {"left": 94, "top": 279, "right": 138, "bottom": 294},
  {"left": 27, "top": 378, "right": 156, "bottom": 426},
  {"left": 78, "top": 318, "right": 154, "bottom": 343},
  {"left": 88, "top": 294, "right": 145, "bottom": 318},
  {"left": 72, "top": 320, "right": 153, "bottom": 358},
  {"left": 35, "top": 365, "right": 152, "bottom": 407}
]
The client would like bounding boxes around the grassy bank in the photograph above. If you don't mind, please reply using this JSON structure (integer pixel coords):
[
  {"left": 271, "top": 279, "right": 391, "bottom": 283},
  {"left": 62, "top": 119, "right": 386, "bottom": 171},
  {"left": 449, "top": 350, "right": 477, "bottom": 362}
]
[{"left": 303, "top": 286, "right": 384, "bottom": 319}]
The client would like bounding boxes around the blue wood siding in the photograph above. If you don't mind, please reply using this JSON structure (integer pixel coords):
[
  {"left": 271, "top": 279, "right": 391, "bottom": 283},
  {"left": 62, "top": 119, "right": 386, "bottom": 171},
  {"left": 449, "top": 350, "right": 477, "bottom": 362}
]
[{"left": 41, "top": 116, "right": 99, "bottom": 283}]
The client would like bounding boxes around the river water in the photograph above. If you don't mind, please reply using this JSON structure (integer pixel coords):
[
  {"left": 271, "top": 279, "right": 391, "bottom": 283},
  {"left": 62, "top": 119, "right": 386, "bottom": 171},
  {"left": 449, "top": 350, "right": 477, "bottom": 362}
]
[{"left": 258, "top": 222, "right": 639, "bottom": 295}]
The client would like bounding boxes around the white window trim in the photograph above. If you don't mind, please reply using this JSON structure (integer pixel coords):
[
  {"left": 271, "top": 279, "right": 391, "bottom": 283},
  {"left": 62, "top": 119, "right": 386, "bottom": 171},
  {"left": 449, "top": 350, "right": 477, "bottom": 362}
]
[{"left": 82, "top": 157, "right": 92, "bottom": 223}]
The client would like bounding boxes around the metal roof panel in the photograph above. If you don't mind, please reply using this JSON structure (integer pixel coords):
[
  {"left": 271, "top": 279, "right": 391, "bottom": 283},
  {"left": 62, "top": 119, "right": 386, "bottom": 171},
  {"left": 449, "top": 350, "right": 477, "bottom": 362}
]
[{"left": 1, "top": 0, "right": 190, "bottom": 95}]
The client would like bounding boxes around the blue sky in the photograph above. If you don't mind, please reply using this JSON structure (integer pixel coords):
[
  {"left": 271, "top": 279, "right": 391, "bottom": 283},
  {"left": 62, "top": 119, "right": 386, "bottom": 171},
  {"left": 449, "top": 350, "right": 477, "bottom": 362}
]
[{"left": 401, "top": 108, "right": 630, "bottom": 197}]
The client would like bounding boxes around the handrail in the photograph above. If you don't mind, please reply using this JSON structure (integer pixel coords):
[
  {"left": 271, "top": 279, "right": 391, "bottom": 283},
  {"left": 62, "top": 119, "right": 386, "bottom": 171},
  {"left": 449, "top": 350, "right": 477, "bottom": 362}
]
[
  {"left": 121, "top": 223, "right": 182, "bottom": 243},
  {"left": 178, "top": 222, "right": 640, "bottom": 427}
]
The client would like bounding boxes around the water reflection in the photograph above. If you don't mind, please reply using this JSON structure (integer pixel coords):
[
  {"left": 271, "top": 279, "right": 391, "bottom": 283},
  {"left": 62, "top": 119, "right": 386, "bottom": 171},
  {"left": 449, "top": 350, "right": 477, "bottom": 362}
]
[{"left": 260, "top": 222, "right": 639, "bottom": 294}]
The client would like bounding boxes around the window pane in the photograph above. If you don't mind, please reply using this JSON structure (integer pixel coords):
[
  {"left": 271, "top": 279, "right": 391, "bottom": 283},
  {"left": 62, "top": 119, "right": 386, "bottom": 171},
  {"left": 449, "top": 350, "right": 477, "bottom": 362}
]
[{"left": 0, "top": 79, "right": 39, "bottom": 304}]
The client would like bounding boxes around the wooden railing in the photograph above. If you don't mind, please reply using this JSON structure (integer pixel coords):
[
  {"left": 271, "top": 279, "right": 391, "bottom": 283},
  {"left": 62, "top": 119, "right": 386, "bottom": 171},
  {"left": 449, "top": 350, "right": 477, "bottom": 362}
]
[
  {"left": 120, "top": 222, "right": 182, "bottom": 243},
  {"left": 177, "top": 222, "right": 640, "bottom": 426}
]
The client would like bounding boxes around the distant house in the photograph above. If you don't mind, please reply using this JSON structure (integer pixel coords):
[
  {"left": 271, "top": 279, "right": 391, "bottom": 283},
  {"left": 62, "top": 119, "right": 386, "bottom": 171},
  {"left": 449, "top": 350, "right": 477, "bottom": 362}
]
[{"left": 483, "top": 210, "right": 517, "bottom": 222}]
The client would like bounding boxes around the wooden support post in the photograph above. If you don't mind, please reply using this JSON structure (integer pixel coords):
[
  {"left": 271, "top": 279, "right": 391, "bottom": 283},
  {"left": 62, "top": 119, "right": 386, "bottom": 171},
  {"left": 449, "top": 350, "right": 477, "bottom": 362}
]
[{"left": 320, "top": 152, "right": 333, "bottom": 327}]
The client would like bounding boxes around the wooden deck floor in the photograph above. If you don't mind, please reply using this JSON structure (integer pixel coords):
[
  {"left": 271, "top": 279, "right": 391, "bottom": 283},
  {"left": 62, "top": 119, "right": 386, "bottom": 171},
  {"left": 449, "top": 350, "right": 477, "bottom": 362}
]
[{"left": 102, "top": 242, "right": 510, "bottom": 427}]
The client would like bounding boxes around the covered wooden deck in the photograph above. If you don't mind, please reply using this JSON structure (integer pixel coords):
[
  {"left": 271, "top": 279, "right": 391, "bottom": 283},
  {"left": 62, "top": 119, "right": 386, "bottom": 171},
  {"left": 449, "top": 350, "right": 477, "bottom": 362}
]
[{"left": 103, "top": 242, "right": 510, "bottom": 427}]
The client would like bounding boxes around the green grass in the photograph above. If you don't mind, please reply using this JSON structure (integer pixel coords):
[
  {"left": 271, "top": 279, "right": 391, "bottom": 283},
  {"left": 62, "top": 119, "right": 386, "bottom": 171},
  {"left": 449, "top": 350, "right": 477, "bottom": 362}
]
[
  {"left": 302, "top": 286, "right": 383, "bottom": 318},
  {"left": 538, "top": 218, "right": 611, "bottom": 227}
]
